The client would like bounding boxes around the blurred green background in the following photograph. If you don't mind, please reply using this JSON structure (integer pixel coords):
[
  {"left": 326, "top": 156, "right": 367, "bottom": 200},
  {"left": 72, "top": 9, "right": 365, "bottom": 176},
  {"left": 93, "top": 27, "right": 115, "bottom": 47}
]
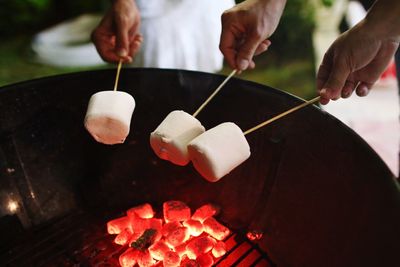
[{"left": 0, "top": 0, "right": 318, "bottom": 99}]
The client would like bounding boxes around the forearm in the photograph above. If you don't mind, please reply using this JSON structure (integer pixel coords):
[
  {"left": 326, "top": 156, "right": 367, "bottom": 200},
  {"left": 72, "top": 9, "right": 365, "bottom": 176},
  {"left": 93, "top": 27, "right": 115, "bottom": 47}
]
[
  {"left": 258, "top": 0, "right": 287, "bottom": 29},
  {"left": 364, "top": 0, "right": 400, "bottom": 42},
  {"left": 258, "top": 0, "right": 287, "bottom": 13}
]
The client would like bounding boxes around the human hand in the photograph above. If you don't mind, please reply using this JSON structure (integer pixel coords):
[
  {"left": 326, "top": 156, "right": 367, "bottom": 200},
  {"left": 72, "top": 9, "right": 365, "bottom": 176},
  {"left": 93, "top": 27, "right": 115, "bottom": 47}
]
[
  {"left": 317, "top": 21, "right": 399, "bottom": 105},
  {"left": 219, "top": 0, "right": 286, "bottom": 71},
  {"left": 92, "top": 0, "right": 142, "bottom": 63}
]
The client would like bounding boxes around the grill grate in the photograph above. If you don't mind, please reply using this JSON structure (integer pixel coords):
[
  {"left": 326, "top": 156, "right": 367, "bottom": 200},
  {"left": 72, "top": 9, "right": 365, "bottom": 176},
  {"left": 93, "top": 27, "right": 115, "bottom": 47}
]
[{"left": 0, "top": 212, "right": 276, "bottom": 267}]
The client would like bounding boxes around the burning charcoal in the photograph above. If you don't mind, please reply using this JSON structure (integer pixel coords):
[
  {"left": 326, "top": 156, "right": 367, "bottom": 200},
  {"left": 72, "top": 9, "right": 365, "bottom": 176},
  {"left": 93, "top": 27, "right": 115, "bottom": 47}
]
[
  {"left": 114, "top": 228, "right": 133, "bottom": 246},
  {"left": 196, "top": 253, "right": 214, "bottom": 267},
  {"left": 131, "top": 229, "right": 157, "bottom": 251},
  {"left": 182, "top": 219, "right": 204, "bottom": 237},
  {"left": 163, "top": 201, "right": 191, "bottom": 223},
  {"left": 165, "top": 227, "right": 190, "bottom": 248},
  {"left": 137, "top": 249, "right": 156, "bottom": 267},
  {"left": 107, "top": 216, "right": 131, "bottom": 235},
  {"left": 180, "top": 257, "right": 200, "bottom": 267},
  {"left": 149, "top": 241, "right": 171, "bottom": 261},
  {"left": 148, "top": 218, "right": 163, "bottom": 242},
  {"left": 211, "top": 241, "right": 227, "bottom": 258},
  {"left": 128, "top": 212, "right": 149, "bottom": 234},
  {"left": 127, "top": 203, "right": 155, "bottom": 219},
  {"left": 191, "top": 203, "right": 220, "bottom": 223},
  {"left": 185, "top": 236, "right": 216, "bottom": 260},
  {"left": 246, "top": 230, "right": 263, "bottom": 241},
  {"left": 119, "top": 248, "right": 139, "bottom": 267},
  {"left": 128, "top": 231, "right": 143, "bottom": 245},
  {"left": 162, "top": 221, "right": 182, "bottom": 237},
  {"left": 163, "top": 250, "right": 181, "bottom": 267},
  {"left": 203, "top": 217, "right": 230, "bottom": 241},
  {"left": 173, "top": 242, "right": 189, "bottom": 258}
]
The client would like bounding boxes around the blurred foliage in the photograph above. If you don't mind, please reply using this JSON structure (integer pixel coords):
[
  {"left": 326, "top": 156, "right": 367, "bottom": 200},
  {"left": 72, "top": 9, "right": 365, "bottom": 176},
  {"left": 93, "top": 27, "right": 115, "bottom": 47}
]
[
  {"left": 0, "top": 0, "right": 108, "bottom": 37},
  {"left": 234, "top": 0, "right": 315, "bottom": 63},
  {"left": 268, "top": 0, "right": 315, "bottom": 63},
  {"left": 321, "top": 0, "right": 334, "bottom": 7},
  {"left": 0, "top": 0, "right": 51, "bottom": 36},
  {"left": 0, "top": 36, "right": 106, "bottom": 86}
]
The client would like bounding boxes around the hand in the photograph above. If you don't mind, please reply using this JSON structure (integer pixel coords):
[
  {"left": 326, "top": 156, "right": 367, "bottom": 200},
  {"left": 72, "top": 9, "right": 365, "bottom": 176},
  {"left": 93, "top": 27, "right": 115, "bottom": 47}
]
[
  {"left": 317, "top": 20, "right": 399, "bottom": 105},
  {"left": 219, "top": 0, "right": 286, "bottom": 71},
  {"left": 92, "top": 0, "right": 142, "bottom": 63}
]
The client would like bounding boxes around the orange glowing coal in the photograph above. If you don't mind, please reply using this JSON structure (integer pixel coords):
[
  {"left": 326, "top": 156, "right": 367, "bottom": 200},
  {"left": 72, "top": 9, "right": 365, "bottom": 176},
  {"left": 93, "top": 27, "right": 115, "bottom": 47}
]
[{"left": 106, "top": 201, "right": 229, "bottom": 267}]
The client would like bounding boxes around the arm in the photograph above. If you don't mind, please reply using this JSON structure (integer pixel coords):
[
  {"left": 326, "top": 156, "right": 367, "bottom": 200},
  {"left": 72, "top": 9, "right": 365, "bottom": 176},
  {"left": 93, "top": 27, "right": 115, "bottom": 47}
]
[
  {"left": 317, "top": 0, "right": 400, "bottom": 104},
  {"left": 91, "top": 0, "right": 143, "bottom": 63},
  {"left": 219, "top": 0, "right": 287, "bottom": 71}
]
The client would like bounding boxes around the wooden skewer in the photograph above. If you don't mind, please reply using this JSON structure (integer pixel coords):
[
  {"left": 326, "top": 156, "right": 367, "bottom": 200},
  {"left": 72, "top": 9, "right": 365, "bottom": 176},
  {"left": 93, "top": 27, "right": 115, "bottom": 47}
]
[
  {"left": 192, "top": 69, "right": 237, "bottom": 118},
  {"left": 243, "top": 96, "right": 321, "bottom": 136},
  {"left": 113, "top": 59, "right": 123, "bottom": 91}
]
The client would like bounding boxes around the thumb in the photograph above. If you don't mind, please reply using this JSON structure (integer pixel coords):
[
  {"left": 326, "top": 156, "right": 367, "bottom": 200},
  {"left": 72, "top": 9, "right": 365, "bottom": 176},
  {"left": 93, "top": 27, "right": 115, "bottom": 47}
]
[
  {"left": 320, "top": 60, "right": 350, "bottom": 100},
  {"left": 115, "top": 18, "right": 130, "bottom": 58},
  {"left": 236, "top": 33, "right": 264, "bottom": 71}
]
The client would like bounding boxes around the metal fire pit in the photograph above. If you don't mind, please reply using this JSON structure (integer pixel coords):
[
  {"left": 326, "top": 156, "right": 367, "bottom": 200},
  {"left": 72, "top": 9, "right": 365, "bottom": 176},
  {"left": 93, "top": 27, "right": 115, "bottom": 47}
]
[{"left": 0, "top": 68, "right": 399, "bottom": 266}]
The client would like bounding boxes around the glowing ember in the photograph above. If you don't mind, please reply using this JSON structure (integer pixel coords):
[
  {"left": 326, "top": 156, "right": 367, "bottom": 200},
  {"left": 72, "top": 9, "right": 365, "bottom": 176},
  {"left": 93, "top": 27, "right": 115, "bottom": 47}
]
[
  {"left": 115, "top": 228, "right": 133, "bottom": 246},
  {"left": 127, "top": 203, "right": 155, "bottom": 219},
  {"left": 203, "top": 217, "right": 230, "bottom": 241},
  {"left": 182, "top": 219, "right": 204, "bottom": 237},
  {"left": 163, "top": 250, "right": 181, "bottom": 267},
  {"left": 162, "top": 221, "right": 182, "bottom": 237},
  {"left": 180, "top": 258, "right": 199, "bottom": 267},
  {"left": 212, "top": 241, "right": 227, "bottom": 258},
  {"left": 128, "top": 212, "right": 149, "bottom": 234},
  {"left": 191, "top": 203, "right": 220, "bottom": 223},
  {"left": 165, "top": 227, "right": 190, "bottom": 248},
  {"left": 119, "top": 248, "right": 138, "bottom": 267},
  {"left": 163, "top": 201, "right": 191, "bottom": 223},
  {"left": 107, "top": 216, "right": 131, "bottom": 234},
  {"left": 246, "top": 230, "right": 264, "bottom": 241},
  {"left": 148, "top": 241, "right": 170, "bottom": 261},
  {"left": 196, "top": 253, "right": 214, "bottom": 267},
  {"left": 137, "top": 249, "right": 156, "bottom": 267},
  {"left": 173, "top": 242, "right": 188, "bottom": 258},
  {"left": 186, "top": 236, "right": 216, "bottom": 260},
  {"left": 107, "top": 201, "right": 231, "bottom": 267}
]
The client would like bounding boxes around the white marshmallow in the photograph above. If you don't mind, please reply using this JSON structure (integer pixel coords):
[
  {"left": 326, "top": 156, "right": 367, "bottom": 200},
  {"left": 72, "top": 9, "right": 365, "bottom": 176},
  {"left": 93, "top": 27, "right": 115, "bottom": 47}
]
[
  {"left": 84, "top": 91, "right": 135, "bottom": 145},
  {"left": 188, "top": 122, "right": 250, "bottom": 182},
  {"left": 150, "top": 110, "right": 205, "bottom": 166}
]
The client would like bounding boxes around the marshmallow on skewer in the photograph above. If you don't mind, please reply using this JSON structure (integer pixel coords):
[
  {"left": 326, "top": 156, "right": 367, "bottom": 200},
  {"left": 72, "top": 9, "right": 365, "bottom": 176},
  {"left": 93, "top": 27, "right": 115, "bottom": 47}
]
[
  {"left": 150, "top": 110, "right": 205, "bottom": 166},
  {"left": 84, "top": 91, "right": 135, "bottom": 145},
  {"left": 188, "top": 122, "right": 250, "bottom": 182}
]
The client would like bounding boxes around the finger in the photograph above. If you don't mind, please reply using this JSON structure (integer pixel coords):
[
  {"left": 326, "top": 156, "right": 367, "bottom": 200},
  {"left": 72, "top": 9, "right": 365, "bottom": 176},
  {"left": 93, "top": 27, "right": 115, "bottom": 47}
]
[
  {"left": 248, "top": 60, "right": 256, "bottom": 69},
  {"left": 355, "top": 82, "right": 371, "bottom": 97},
  {"left": 316, "top": 54, "right": 332, "bottom": 93},
  {"left": 115, "top": 16, "right": 131, "bottom": 58},
  {"left": 92, "top": 31, "right": 121, "bottom": 63},
  {"left": 128, "top": 34, "right": 143, "bottom": 62},
  {"left": 320, "top": 59, "right": 351, "bottom": 100},
  {"left": 319, "top": 96, "right": 330, "bottom": 105},
  {"left": 236, "top": 32, "right": 266, "bottom": 71},
  {"left": 254, "top": 40, "right": 271, "bottom": 56},
  {"left": 219, "top": 23, "right": 239, "bottom": 70},
  {"left": 341, "top": 80, "right": 357, "bottom": 98}
]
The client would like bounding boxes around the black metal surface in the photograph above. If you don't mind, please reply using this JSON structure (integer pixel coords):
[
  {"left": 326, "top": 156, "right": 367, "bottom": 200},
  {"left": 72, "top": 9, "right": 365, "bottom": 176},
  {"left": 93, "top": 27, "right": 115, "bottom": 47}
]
[{"left": 0, "top": 68, "right": 399, "bottom": 266}]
